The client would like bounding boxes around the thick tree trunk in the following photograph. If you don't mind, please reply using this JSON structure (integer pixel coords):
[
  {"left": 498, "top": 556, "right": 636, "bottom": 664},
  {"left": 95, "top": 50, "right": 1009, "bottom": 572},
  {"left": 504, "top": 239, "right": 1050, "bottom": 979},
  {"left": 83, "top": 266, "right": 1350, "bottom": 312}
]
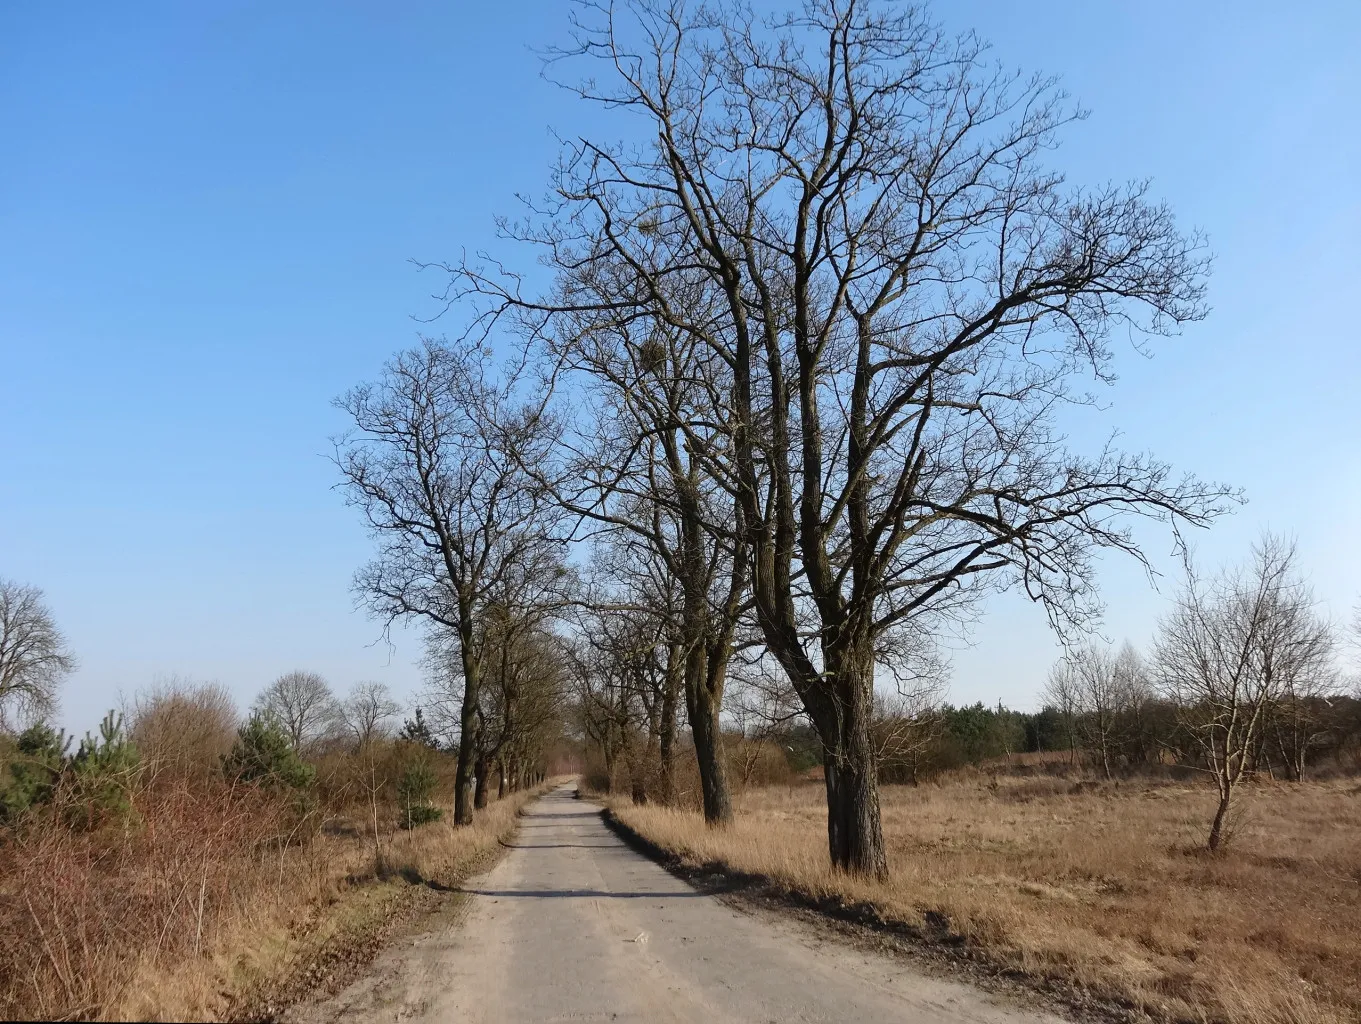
[
  {"left": 497, "top": 761, "right": 507, "bottom": 799},
  {"left": 688, "top": 672, "right": 733, "bottom": 825},
  {"left": 814, "top": 653, "right": 888, "bottom": 878},
  {"left": 453, "top": 659, "right": 480, "bottom": 826}
]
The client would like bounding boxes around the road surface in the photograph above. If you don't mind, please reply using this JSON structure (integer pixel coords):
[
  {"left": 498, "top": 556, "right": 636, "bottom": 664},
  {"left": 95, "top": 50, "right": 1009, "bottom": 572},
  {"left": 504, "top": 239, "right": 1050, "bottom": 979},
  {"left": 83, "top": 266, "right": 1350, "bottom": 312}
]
[{"left": 288, "top": 784, "right": 1064, "bottom": 1024}]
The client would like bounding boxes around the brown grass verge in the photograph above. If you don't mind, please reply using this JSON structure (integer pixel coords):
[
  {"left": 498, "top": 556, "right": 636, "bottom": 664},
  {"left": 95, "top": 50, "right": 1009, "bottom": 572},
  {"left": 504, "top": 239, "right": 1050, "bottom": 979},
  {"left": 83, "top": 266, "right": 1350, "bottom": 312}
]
[
  {"left": 603, "top": 775, "right": 1361, "bottom": 1024},
  {"left": 0, "top": 780, "right": 557, "bottom": 1022}
]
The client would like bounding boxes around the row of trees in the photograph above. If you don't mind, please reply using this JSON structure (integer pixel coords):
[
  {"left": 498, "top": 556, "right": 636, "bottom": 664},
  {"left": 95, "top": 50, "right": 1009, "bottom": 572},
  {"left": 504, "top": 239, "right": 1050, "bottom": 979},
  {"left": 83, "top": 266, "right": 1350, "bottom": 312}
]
[{"left": 344, "top": 0, "right": 1240, "bottom": 876}]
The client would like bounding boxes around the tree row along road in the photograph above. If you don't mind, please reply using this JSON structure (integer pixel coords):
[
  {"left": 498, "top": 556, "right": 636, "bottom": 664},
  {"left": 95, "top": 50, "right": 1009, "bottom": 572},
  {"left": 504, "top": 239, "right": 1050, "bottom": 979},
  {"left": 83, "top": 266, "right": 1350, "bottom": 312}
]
[{"left": 288, "top": 785, "right": 1063, "bottom": 1024}]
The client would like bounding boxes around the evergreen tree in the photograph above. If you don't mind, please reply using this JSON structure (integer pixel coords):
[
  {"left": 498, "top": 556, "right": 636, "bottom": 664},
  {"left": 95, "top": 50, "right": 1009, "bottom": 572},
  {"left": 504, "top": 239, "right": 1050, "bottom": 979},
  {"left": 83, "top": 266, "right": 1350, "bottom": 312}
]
[
  {"left": 66, "top": 711, "right": 140, "bottom": 829},
  {"left": 223, "top": 711, "right": 315, "bottom": 789},
  {"left": 398, "top": 707, "right": 438, "bottom": 749},
  {"left": 0, "top": 721, "right": 70, "bottom": 821},
  {"left": 396, "top": 749, "right": 442, "bottom": 828}
]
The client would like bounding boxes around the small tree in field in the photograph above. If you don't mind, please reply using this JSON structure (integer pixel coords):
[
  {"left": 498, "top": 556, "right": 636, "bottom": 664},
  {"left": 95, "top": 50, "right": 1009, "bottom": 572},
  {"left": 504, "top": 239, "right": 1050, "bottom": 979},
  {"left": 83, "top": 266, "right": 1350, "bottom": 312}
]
[
  {"left": 66, "top": 711, "right": 140, "bottom": 829},
  {"left": 0, "top": 722, "right": 70, "bottom": 822},
  {"left": 1155, "top": 536, "right": 1334, "bottom": 850}
]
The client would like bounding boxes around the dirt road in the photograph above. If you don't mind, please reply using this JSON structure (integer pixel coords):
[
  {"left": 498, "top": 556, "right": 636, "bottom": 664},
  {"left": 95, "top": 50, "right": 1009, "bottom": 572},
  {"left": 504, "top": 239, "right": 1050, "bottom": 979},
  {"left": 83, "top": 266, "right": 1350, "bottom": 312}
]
[{"left": 288, "top": 784, "right": 1064, "bottom": 1023}]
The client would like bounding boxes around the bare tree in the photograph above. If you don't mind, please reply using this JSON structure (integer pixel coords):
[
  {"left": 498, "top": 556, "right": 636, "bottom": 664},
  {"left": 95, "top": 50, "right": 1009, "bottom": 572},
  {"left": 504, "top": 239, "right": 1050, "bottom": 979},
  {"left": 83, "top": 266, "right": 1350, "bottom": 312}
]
[
  {"left": 1048, "top": 643, "right": 1141, "bottom": 779},
  {"left": 1154, "top": 535, "right": 1334, "bottom": 850},
  {"left": 444, "top": 0, "right": 1235, "bottom": 874},
  {"left": 570, "top": 575, "right": 672, "bottom": 804},
  {"left": 471, "top": 536, "right": 574, "bottom": 806},
  {"left": 338, "top": 681, "right": 403, "bottom": 748},
  {"left": 872, "top": 685, "right": 947, "bottom": 786},
  {"left": 1041, "top": 660, "right": 1081, "bottom": 766},
  {"left": 521, "top": 297, "right": 748, "bottom": 823},
  {"left": 335, "top": 337, "right": 561, "bottom": 824},
  {"left": 1264, "top": 668, "right": 1339, "bottom": 782},
  {"left": 0, "top": 578, "right": 76, "bottom": 727},
  {"left": 253, "top": 670, "right": 337, "bottom": 750}
]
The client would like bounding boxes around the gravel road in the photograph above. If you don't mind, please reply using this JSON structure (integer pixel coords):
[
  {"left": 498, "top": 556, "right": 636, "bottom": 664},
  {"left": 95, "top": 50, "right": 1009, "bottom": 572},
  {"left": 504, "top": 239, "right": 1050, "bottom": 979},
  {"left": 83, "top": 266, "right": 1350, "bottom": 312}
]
[{"left": 287, "top": 784, "right": 1065, "bottom": 1024}]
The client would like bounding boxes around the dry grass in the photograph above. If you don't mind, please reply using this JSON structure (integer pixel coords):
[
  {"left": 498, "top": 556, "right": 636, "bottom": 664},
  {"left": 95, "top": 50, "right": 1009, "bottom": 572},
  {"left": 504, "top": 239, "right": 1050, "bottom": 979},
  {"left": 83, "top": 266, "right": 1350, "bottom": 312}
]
[
  {"left": 0, "top": 778, "right": 552, "bottom": 1022},
  {"left": 609, "top": 772, "right": 1361, "bottom": 1024}
]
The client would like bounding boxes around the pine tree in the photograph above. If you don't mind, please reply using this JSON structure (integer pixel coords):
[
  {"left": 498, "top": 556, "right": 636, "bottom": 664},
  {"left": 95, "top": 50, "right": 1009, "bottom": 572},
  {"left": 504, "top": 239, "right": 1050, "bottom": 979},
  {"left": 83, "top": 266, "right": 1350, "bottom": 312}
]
[
  {"left": 398, "top": 707, "right": 438, "bottom": 749},
  {"left": 396, "top": 750, "right": 441, "bottom": 828},
  {"left": 0, "top": 721, "right": 70, "bottom": 822},
  {"left": 67, "top": 710, "right": 140, "bottom": 829},
  {"left": 223, "top": 712, "right": 316, "bottom": 789}
]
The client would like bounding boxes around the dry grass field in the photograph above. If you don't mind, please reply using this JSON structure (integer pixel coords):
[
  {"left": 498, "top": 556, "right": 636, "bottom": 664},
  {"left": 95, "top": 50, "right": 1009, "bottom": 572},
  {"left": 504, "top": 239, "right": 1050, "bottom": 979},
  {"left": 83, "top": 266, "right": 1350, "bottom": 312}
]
[
  {"left": 0, "top": 780, "right": 550, "bottom": 1022},
  {"left": 608, "top": 770, "right": 1361, "bottom": 1024}
]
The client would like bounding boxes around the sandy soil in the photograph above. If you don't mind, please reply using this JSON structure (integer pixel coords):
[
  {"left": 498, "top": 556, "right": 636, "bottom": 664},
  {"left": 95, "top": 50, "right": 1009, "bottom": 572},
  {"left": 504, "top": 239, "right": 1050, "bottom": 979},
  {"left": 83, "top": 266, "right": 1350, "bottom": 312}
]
[{"left": 285, "top": 784, "right": 1066, "bottom": 1024}]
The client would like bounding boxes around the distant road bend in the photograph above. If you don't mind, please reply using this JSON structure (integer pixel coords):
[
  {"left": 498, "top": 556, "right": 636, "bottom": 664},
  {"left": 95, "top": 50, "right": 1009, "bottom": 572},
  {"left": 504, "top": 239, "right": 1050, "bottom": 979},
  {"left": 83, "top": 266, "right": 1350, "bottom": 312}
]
[{"left": 289, "top": 784, "right": 1064, "bottom": 1024}]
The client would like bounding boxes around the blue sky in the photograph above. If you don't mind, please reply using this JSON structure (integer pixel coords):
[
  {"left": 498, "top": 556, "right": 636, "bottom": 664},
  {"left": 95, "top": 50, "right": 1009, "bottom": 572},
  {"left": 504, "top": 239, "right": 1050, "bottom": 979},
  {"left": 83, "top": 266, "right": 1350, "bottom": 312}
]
[{"left": 2, "top": 1, "right": 1358, "bottom": 733}]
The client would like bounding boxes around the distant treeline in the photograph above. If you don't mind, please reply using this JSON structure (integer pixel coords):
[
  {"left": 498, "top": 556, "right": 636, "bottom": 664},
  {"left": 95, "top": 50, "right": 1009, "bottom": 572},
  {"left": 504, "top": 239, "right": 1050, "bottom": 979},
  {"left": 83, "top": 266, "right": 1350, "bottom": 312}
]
[{"left": 763, "top": 695, "right": 1361, "bottom": 785}]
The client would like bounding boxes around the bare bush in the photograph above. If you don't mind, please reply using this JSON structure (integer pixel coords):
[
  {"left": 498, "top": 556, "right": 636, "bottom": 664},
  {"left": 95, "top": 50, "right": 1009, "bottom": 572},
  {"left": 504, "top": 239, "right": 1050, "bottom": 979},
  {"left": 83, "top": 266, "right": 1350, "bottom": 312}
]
[{"left": 128, "top": 677, "right": 239, "bottom": 782}]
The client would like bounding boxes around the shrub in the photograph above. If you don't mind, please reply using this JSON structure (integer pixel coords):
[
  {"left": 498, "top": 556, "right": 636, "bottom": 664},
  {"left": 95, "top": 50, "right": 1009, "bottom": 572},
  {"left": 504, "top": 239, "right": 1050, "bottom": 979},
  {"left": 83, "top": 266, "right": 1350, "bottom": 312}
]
[
  {"left": 129, "top": 678, "right": 238, "bottom": 781},
  {"left": 396, "top": 750, "right": 442, "bottom": 829},
  {"left": 0, "top": 721, "right": 70, "bottom": 822},
  {"left": 65, "top": 711, "right": 140, "bottom": 829},
  {"left": 223, "top": 712, "right": 315, "bottom": 789}
]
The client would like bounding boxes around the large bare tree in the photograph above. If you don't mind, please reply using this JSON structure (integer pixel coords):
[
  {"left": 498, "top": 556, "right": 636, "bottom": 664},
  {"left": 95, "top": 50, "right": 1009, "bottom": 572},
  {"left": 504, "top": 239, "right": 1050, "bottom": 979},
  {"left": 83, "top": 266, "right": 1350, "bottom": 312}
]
[
  {"left": 1155, "top": 536, "right": 1334, "bottom": 850},
  {"left": 338, "top": 681, "right": 403, "bottom": 748},
  {"left": 0, "top": 578, "right": 75, "bottom": 728},
  {"left": 442, "top": 0, "right": 1235, "bottom": 874},
  {"left": 253, "top": 670, "right": 337, "bottom": 750},
  {"left": 335, "top": 337, "right": 560, "bottom": 824}
]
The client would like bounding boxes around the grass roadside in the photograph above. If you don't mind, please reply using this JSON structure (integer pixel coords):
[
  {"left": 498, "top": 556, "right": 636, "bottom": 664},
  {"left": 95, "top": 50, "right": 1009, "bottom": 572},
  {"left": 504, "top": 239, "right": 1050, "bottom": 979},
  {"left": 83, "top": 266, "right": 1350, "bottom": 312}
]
[
  {"left": 598, "top": 775, "right": 1361, "bottom": 1024},
  {"left": 3, "top": 780, "right": 555, "bottom": 1023},
  {"left": 217, "top": 781, "right": 556, "bottom": 1023}
]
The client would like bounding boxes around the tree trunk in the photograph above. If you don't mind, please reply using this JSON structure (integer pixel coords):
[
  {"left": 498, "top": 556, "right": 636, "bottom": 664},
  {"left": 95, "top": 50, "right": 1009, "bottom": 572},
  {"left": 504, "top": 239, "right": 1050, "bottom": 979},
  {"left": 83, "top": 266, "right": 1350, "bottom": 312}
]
[
  {"left": 601, "top": 741, "right": 616, "bottom": 794},
  {"left": 688, "top": 669, "right": 733, "bottom": 825},
  {"left": 474, "top": 752, "right": 490, "bottom": 809},
  {"left": 814, "top": 654, "right": 888, "bottom": 878},
  {"left": 625, "top": 729, "right": 649, "bottom": 805},
  {"left": 1207, "top": 785, "right": 1232, "bottom": 851},
  {"left": 453, "top": 612, "right": 481, "bottom": 826},
  {"left": 497, "top": 761, "right": 507, "bottom": 800},
  {"left": 658, "top": 641, "right": 682, "bottom": 805}
]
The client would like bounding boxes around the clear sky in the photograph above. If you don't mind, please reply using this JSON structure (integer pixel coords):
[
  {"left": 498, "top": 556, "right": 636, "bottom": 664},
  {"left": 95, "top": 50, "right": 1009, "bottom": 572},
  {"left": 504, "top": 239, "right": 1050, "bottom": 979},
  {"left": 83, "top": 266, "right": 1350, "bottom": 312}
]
[{"left": 2, "top": 1, "right": 1358, "bottom": 734}]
